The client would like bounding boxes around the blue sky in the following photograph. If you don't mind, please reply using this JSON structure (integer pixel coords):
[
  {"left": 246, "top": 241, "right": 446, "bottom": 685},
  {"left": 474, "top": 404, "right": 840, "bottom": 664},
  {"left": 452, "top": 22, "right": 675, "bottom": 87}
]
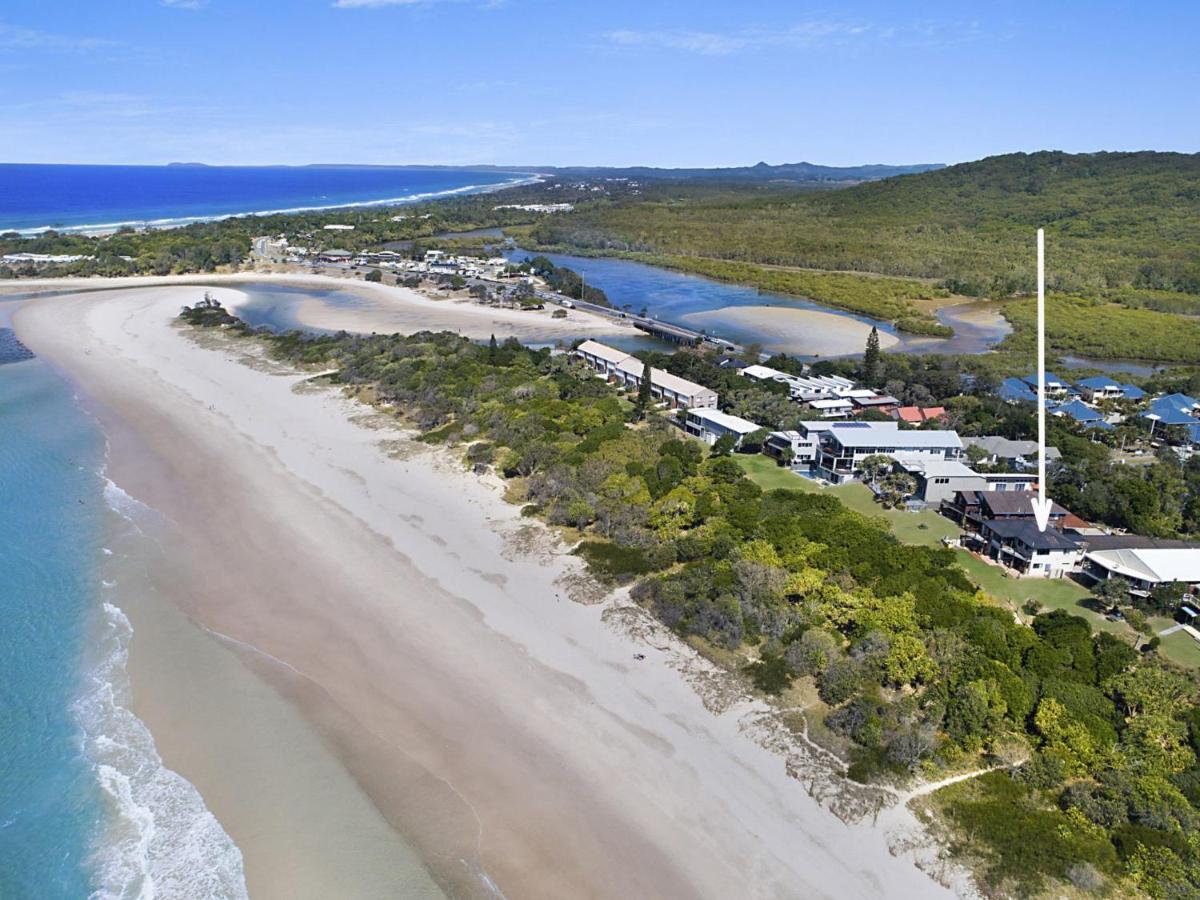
[{"left": 1, "top": 0, "right": 1195, "bottom": 167}]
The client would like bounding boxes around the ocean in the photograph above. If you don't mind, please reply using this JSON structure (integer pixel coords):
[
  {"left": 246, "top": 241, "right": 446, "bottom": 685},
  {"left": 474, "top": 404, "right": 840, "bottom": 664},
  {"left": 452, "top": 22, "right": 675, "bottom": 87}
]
[
  {"left": 0, "top": 164, "right": 528, "bottom": 234},
  {"left": 0, "top": 315, "right": 247, "bottom": 898}
]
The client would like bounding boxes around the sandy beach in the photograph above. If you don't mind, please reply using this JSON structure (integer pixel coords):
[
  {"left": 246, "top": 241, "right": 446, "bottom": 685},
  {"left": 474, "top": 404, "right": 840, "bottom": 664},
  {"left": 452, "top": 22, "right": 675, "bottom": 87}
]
[
  {"left": 13, "top": 284, "right": 962, "bottom": 899},
  {"left": 1, "top": 270, "right": 632, "bottom": 344},
  {"left": 682, "top": 304, "right": 901, "bottom": 356}
]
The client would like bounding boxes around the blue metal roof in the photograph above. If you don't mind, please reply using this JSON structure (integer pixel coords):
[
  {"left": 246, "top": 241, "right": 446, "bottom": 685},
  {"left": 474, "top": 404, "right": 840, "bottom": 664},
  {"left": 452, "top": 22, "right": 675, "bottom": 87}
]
[
  {"left": 1053, "top": 399, "right": 1104, "bottom": 423},
  {"left": 1144, "top": 394, "right": 1200, "bottom": 426},
  {"left": 1077, "top": 375, "right": 1120, "bottom": 390},
  {"left": 1121, "top": 384, "right": 1146, "bottom": 400},
  {"left": 1000, "top": 377, "right": 1037, "bottom": 404}
]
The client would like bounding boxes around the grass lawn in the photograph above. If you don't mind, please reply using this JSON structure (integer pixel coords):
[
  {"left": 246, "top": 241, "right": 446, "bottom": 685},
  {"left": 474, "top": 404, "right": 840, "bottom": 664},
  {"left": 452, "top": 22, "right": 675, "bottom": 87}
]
[
  {"left": 737, "top": 454, "right": 959, "bottom": 547},
  {"left": 736, "top": 453, "right": 1199, "bottom": 669}
]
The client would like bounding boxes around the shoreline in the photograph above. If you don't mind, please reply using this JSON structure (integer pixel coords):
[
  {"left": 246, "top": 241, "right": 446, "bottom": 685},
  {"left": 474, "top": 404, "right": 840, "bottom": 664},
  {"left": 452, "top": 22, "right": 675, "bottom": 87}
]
[
  {"left": 14, "top": 284, "right": 967, "bottom": 899},
  {"left": 1, "top": 271, "right": 632, "bottom": 344},
  {"left": 2, "top": 171, "right": 540, "bottom": 236}
]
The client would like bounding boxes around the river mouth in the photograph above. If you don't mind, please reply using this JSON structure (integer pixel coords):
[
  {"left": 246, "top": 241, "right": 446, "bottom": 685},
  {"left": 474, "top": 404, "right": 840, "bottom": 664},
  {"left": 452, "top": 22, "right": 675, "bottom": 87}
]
[{"left": 503, "top": 248, "right": 1014, "bottom": 358}]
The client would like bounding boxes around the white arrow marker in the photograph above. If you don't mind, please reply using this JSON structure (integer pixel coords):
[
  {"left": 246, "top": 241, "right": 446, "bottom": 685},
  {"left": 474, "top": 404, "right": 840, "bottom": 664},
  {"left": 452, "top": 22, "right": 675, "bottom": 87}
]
[{"left": 1031, "top": 227, "right": 1054, "bottom": 532}]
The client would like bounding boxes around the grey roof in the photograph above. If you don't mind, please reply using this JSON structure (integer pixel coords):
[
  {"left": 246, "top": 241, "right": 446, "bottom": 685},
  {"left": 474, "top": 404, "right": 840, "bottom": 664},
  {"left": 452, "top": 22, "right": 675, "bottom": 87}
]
[
  {"left": 984, "top": 519, "right": 1080, "bottom": 551},
  {"left": 1080, "top": 534, "right": 1200, "bottom": 552},
  {"left": 976, "top": 491, "right": 1067, "bottom": 518},
  {"left": 964, "top": 436, "right": 1061, "bottom": 461},
  {"left": 825, "top": 425, "right": 962, "bottom": 450}
]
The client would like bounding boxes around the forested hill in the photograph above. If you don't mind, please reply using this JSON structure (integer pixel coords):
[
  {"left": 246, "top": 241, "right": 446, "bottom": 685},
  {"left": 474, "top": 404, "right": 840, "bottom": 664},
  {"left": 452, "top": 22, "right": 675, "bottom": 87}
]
[
  {"left": 530, "top": 160, "right": 944, "bottom": 183},
  {"left": 531, "top": 151, "right": 1200, "bottom": 298}
]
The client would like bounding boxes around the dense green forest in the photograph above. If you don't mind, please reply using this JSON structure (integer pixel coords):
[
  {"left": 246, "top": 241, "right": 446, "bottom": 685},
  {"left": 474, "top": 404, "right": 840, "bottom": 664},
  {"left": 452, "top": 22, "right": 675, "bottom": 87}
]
[
  {"left": 184, "top": 302, "right": 1200, "bottom": 898},
  {"left": 1000, "top": 294, "right": 1200, "bottom": 364},
  {"left": 529, "top": 151, "right": 1200, "bottom": 297}
]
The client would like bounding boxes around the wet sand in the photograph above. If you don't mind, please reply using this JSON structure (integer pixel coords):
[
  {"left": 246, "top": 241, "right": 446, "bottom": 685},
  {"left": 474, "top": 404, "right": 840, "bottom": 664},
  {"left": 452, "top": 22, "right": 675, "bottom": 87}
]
[
  {"left": 15, "top": 284, "right": 960, "bottom": 900},
  {"left": 681, "top": 305, "right": 900, "bottom": 356}
]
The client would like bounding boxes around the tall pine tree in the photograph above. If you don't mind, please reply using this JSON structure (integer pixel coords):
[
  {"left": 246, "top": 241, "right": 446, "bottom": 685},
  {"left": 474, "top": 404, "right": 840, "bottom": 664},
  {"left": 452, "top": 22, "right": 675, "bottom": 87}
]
[
  {"left": 863, "top": 326, "right": 881, "bottom": 386},
  {"left": 635, "top": 367, "right": 654, "bottom": 419}
]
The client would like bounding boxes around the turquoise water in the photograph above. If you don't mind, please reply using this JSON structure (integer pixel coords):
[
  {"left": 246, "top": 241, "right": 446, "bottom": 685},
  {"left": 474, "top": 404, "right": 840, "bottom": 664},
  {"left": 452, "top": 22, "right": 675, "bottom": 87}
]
[
  {"left": 0, "top": 354, "right": 106, "bottom": 897},
  {"left": 0, "top": 323, "right": 247, "bottom": 898}
]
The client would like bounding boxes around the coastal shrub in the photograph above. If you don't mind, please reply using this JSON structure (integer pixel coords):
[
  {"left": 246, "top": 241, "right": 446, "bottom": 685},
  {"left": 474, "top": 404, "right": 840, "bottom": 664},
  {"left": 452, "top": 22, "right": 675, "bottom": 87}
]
[
  {"left": 743, "top": 650, "right": 794, "bottom": 695},
  {"left": 176, "top": 307, "right": 1200, "bottom": 895},
  {"left": 574, "top": 541, "right": 657, "bottom": 582},
  {"left": 937, "top": 772, "right": 1119, "bottom": 893}
]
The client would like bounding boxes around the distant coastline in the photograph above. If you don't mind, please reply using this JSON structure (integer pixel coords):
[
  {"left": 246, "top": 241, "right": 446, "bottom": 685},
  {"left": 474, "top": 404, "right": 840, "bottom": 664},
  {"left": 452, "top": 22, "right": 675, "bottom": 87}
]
[{"left": 0, "top": 164, "right": 539, "bottom": 236}]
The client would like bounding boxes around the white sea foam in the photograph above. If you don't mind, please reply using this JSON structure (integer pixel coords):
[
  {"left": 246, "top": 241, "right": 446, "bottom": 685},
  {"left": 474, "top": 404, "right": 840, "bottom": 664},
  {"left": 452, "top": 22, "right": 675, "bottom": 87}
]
[
  {"left": 78, "top": 600, "right": 249, "bottom": 900},
  {"left": 78, "top": 470, "right": 249, "bottom": 899},
  {"left": 11, "top": 174, "right": 541, "bottom": 236},
  {"left": 101, "top": 478, "right": 151, "bottom": 522}
]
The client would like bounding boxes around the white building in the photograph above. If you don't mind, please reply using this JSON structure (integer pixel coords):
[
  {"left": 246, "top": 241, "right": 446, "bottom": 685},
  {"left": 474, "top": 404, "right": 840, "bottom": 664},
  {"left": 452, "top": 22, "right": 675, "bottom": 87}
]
[
  {"left": 979, "top": 519, "right": 1082, "bottom": 578},
  {"left": 574, "top": 340, "right": 631, "bottom": 378},
  {"left": 571, "top": 341, "right": 718, "bottom": 409},
  {"left": 1083, "top": 548, "right": 1200, "bottom": 597},
  {"left": 685, "top": 408, "right": 763, "bottom": 447},
  {"left": 895, "top": 458, "right": 986, "bottom": 504},
  {"left": 764, "top": 422, "right": 837, "bottom": 469},
  {"left": 808, "top": 398, "right": 855, "bottom": 419},
  {"left": 813, "top": 421, "right": 963, "bottom": 484},
  {"left": 613, "top": 357, "right": 718, "bottom": 409}
]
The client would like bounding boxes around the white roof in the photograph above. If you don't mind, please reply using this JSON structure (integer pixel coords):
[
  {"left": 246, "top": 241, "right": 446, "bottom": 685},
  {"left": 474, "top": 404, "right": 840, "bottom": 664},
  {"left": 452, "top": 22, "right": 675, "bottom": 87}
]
[
  {"left": 809, "top": 398, "right": 854, "bottom": 410},
  {"left": 574, "top": 340, "right": 631, "bottom": 366},
  {"left": 896, "top": 458, "right": 982, "bottom": 479},
  {"left": 688, "top": 408, "right": 763, "bottom": 435},
  {"left": 826, "top": 424, "right": 963, "bottom": 450},
  {"left": 741, "top": 364, "right": 793, "bottom": 381},
  {"left": 1085, "top": 548, "right": 1200, "bottom": 584},
  {"left": 615, "top": 357, "right": 714, "bottom": 400}
]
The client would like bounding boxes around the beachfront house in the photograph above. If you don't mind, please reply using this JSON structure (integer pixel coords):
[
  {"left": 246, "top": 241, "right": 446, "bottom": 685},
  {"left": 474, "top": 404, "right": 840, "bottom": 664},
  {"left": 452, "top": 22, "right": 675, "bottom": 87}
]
[
  {"left": 977, "top": 519, "right": 1082, "bottom": 578},
  {"left": 894, "top": 458, "right": 986, "bottom": 505},
  {"left": 764, "top": 422, "right": 835, "bottom": 470},
  {"left": 613, "top": 357, "right": 718, "bottom": 409},
  {"left": 943, "top": 490, "right": 1069, "bottom": 533},
  {"left": 685, "top": 408, "right": 764, "bottom": 448},
  {"left": 574, "top": 339, "right": 632, "bottom": 378},
  {"left": 812, "top": 421, "right": 962, "bottom": 484},
  {"left": 571, "top": 341, "right": 719, "bottom": 409}
]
